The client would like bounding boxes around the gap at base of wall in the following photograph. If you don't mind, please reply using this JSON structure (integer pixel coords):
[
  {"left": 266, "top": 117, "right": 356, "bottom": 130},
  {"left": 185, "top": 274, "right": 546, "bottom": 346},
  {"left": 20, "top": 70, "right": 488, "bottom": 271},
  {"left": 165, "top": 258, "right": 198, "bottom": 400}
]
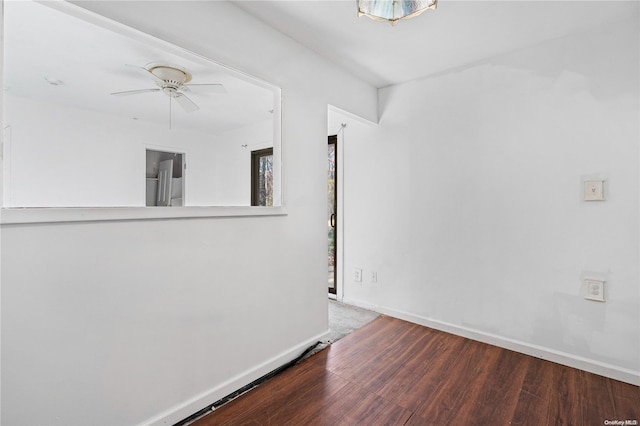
[
  {"left": 138, "top": 330, "right": 330, "bottom": 426},
  {"left": 343, "top": 298, "right": 639, "bottom": 386}
]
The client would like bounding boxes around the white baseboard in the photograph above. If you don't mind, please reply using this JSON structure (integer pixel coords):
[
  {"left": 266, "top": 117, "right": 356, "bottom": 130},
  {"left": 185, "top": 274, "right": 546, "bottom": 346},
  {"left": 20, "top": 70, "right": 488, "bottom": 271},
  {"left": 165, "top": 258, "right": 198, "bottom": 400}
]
[
  {"left": 138, "top": 330, "right": 330, "bottom": 426},
  {"left": 343, "top": 298, "right": 639, "bottom": 386}
]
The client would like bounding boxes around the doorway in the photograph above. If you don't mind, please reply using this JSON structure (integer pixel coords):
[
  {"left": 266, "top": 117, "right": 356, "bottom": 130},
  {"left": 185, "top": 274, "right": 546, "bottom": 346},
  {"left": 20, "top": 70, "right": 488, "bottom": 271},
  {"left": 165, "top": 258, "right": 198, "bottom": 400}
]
[
  {"left": 146, "top": 149, "right": 185, "bottom": 206},
  {"left": 328, "top": 135, "right": 337, "bottom": 295},
  {"left": 251, "top": 148, "right": 274, "bottom": 206}
]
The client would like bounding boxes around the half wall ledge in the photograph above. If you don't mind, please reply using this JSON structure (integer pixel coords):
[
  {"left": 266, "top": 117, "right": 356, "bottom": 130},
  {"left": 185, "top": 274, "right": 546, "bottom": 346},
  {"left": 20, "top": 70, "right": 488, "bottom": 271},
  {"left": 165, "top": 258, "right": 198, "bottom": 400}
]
[{"left": 0, "top": 206, "right": 288, "bottom": 225}]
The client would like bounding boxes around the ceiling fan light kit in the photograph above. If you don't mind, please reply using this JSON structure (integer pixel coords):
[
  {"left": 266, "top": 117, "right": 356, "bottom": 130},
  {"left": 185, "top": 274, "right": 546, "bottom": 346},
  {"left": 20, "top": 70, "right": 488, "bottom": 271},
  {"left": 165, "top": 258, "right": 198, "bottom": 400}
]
[
  {"left": 357, "top": 0, "right": 437, "bottom": 25},
  {"left": 147, "top": 63, "right": 192, "bottom": 86}
]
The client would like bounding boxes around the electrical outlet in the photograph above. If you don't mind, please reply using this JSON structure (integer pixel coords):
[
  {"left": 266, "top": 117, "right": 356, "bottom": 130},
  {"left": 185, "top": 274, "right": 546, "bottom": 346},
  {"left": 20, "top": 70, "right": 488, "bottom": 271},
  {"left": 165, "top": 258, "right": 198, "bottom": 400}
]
[
  {"left": 584, "top": 278, "right": 605, "bottom": 302},
  {"left": 584, "top": 180, "right": 605, "bottom": 201},
  {"left": 354, "top": 268, "right": 362, "bottom": 282},
  {"left": 371, "top": 272, "right": 377, "bottom": 283}
]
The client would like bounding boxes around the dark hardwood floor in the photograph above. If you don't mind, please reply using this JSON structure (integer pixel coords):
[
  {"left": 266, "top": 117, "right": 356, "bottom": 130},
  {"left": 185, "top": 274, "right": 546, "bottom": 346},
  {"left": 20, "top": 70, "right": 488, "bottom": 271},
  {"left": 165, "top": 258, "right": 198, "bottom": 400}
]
[{"left": 192, "top": 316, "right": 639, "bottom": 425}]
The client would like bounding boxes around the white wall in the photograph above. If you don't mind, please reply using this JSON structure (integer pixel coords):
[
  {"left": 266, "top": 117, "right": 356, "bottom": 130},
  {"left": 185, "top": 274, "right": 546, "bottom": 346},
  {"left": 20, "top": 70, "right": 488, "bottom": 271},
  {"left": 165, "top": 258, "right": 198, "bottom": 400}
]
[
  {"left": 4, "top": 96, "right": 276, "bottom": 208},
  {"left": 1, "top": 2, "right": 377, "bottom": 426},
  {"left": 334, "top": 17, "right": 640, "bottom": 381},
  {"left": 213, "top": 119, "right": 273, "bottom": 206},
  {"left": 4, "top": 95, "right": 224, "bottom": 207}
]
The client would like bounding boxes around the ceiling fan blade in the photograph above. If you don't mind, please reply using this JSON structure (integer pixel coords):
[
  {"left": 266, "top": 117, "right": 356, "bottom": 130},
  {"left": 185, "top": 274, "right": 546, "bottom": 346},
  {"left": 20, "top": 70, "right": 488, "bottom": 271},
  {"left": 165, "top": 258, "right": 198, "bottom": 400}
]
[
  {"left": 174, "top": 93, "right": 199, "bottom": 113},
  {"left": 111, "top": 88, "right": 160, "bottom": 96},
  {"left": 183, "top": 83, "right": 226, "bottom": 94},
  {"left": 125, "top": 64, "right": 165, "bottom": 85}
]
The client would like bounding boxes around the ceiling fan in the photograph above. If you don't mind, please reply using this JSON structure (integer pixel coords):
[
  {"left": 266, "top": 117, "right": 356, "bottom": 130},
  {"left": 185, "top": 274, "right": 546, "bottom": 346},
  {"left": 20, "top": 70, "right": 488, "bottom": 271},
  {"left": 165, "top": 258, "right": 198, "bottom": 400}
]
[{"left": 111, "top": 62, "right": 226, "bottom": 113}]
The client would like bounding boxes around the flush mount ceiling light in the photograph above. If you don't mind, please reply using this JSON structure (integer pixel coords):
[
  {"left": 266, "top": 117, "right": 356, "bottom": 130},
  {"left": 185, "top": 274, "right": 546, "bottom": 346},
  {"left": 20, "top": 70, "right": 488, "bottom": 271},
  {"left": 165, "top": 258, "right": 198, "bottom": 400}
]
[{"left": 357, "top": 0, "right": 437, "bottom": 25}]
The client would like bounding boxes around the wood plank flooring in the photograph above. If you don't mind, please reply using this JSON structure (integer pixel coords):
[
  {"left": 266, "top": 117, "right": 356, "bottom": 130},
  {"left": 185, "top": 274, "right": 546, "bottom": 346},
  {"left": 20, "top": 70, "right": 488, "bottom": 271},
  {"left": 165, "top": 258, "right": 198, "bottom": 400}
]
[{"left": 192, "top": 316, "right": 639, "bottom": 426}]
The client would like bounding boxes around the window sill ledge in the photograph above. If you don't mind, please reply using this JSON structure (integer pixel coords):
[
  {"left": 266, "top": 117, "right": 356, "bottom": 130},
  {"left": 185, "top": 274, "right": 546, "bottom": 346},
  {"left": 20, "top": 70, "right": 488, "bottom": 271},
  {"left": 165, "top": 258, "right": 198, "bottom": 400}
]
[{"left": 0, "top": 206, "right": 287, "bottom": 225}]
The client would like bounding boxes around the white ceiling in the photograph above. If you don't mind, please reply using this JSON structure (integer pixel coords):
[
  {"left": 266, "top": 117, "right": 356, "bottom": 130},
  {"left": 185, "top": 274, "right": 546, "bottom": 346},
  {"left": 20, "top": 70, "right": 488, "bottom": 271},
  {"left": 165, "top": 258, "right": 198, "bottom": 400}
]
[
  {"left": 234, "top": 0, "right": 638, "bottom": 88},
  {"left": 4, "top": 1, "right": 276, "bottom": 135},
  {"left": 4, "top": 0, "right": 637, "bottom": 129}
]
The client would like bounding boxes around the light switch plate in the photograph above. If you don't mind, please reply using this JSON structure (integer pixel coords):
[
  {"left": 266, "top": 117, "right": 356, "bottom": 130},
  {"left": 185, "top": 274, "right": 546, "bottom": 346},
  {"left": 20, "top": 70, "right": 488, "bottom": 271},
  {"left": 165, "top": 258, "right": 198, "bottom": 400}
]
[
  {"left": 584, "top": 278, "right": 605, "bottom": 302},
  {"left": 584, "top": 180, "right": 605, "bottom": 201}
]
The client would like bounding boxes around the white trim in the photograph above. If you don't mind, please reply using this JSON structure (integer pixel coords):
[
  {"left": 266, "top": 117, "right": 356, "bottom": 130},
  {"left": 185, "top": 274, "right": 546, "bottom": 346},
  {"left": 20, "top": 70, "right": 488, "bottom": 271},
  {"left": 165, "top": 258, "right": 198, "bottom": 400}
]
[
  {"left": 138, "top": 330, "right": 330, "bottom": 426},
  {"left": 0, "top": 206, "right": 287, "bottom": 225},
  {"left": 343, "top": 298, "right": 640, "bottom": 386},
  {"left": 3, "top": 125, "right": 12, "bottom": 207},
  {"left": 336, "top": 129, "right": 345, "bottom": 303}
]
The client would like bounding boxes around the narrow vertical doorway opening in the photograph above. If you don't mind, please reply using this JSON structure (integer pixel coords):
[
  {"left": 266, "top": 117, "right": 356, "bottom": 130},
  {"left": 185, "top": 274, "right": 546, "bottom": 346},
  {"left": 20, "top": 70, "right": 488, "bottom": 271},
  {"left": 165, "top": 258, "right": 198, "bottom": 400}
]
[
  {"left": 251, "top": 148, "right": 274, "bottom": 206},
  {"left": 328, "top": 135, "right": 337, "bottom": 295}
]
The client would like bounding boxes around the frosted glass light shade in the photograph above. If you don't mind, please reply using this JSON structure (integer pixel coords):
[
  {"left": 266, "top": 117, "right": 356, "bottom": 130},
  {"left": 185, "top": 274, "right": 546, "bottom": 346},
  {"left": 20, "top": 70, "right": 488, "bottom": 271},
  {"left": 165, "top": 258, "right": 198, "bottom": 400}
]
[{"left": 357, "top": 0, "right": 437, "bottom": 25}]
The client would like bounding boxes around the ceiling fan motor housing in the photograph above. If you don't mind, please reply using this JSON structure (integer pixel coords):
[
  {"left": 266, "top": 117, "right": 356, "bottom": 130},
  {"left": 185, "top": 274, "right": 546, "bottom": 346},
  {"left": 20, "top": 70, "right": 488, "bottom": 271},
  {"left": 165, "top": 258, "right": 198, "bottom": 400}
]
[{"left": 162, "top": 87, "right": 180, "bottom": 98}]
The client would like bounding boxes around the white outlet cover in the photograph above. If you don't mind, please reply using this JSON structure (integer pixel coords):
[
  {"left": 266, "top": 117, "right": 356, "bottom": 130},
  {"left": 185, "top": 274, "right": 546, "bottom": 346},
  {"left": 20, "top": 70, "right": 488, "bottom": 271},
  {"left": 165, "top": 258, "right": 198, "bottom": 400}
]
[
  {"left": 584, "top": 278, "right": 605, "bottom": 302},
  {"left": 584, "top": 180, "right": 605, "bottom": 201}
]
